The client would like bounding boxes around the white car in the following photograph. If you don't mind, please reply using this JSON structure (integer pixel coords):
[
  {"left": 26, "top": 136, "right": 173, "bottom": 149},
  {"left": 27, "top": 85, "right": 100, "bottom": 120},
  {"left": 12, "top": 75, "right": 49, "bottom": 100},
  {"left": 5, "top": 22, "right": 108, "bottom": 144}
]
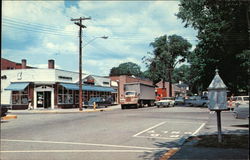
[
  {"left": 156, "top": 97, "right": 175, "bottom": 108},
  {"left": 234, "top": 96, "right": 249, "bottom": 106}
]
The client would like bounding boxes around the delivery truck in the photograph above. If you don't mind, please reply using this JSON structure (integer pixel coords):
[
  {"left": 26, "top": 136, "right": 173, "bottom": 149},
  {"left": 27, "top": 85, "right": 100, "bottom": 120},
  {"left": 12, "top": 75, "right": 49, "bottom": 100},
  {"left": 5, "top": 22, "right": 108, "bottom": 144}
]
[{"left": 120, "top": 82, "right": 155, "bottom": 109}]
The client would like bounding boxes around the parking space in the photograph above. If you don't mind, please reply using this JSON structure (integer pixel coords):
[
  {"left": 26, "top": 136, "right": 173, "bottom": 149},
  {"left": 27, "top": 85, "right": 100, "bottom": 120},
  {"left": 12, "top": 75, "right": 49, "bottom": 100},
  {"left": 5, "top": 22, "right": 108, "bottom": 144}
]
[{"left": 133, "top": 121, "right": 205, "bottom": 140}]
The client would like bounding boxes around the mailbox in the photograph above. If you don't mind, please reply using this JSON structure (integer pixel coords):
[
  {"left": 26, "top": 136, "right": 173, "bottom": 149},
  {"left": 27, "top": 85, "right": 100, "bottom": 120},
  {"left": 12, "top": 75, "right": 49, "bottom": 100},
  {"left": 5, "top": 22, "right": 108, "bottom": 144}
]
[{"left": 207, "top": 69, "right": 228, "bottom": 111}]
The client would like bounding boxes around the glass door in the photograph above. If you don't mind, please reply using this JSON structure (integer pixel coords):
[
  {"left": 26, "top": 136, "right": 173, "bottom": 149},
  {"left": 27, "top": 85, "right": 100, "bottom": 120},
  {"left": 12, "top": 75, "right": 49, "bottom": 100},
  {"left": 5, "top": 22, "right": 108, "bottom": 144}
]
[
  {"left": 36, "top": 91, "right": 51, "bottom": 108},
  {"left": 37, "top": 92, "right": 44, "bottom": 108}
]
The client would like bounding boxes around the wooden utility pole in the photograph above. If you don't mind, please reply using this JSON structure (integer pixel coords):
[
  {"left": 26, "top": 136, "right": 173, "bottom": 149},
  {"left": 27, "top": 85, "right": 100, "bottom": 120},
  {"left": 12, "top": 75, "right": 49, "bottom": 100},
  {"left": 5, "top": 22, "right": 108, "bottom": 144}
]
[{"left": 71, "top": 17, "right": 91, "bottom": 111}]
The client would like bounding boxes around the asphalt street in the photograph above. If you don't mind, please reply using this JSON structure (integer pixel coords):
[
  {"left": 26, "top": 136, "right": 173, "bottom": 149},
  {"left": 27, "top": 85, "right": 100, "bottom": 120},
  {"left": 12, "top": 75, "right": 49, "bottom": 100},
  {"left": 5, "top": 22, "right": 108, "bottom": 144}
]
[{"left": 1, "top": 105, "right": 248, "bottom": 160}]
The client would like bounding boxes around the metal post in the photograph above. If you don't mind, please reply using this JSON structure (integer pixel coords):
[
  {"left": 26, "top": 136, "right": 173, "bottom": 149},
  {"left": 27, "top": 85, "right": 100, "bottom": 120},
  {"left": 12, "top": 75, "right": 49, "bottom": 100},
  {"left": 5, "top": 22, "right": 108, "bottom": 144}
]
[{"left": 216, "top": 110, "right": 222, "bottom": 143}]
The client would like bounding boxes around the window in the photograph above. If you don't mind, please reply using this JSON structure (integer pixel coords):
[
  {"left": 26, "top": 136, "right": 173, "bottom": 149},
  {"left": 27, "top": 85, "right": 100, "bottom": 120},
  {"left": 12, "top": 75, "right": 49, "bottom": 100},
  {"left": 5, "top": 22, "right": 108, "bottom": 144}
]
[
  {"left": 12, "top": 89, "right": 28, "bottom": 105},
  {"left": 74, "top": 90, "right": 88, "bottom": 104},
  {"left": 103, "top": 82, "right": 110, "bottom": 85},
  {"left": 57, "top": 85, "right": 73, "bottom": 104}
]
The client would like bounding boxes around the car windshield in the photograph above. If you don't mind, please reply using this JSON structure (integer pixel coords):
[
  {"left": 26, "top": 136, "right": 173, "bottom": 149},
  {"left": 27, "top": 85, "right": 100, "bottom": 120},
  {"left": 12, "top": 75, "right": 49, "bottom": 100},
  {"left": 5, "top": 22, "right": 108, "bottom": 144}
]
[{"left": 125, "top": 92, "right": 136, "bottom": 96}]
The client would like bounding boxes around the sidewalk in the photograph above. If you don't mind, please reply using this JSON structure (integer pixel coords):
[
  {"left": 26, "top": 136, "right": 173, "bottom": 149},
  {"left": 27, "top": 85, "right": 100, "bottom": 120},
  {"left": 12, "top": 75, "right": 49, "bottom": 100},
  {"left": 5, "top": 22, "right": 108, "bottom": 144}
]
[
  {"left": 7, "top": 104, "right": 121, "bottom": 114},
  {"left": 169, "top": 142, "right": 249, "bottom": 160},
  {"left": 168, "top": 112, "right": 249, "bottom": 160}
]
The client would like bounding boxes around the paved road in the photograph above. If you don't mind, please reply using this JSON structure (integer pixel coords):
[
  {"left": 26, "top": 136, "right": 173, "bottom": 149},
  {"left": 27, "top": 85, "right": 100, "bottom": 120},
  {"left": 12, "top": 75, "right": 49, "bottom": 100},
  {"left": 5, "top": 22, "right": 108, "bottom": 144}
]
[{"left": 1, "top": 105, "right": 247, "bottom": 160}]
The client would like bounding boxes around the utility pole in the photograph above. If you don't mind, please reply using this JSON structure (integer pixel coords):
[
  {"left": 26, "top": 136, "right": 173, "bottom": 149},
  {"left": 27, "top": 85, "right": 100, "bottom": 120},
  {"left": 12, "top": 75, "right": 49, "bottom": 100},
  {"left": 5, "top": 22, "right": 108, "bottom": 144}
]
[{"left": 71, "top": 17, "right": 91, "bottom": 111}]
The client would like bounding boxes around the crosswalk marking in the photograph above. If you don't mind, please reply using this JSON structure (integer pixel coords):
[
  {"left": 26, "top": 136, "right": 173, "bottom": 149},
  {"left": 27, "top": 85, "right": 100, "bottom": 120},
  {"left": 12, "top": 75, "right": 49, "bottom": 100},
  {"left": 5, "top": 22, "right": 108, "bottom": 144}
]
[
  {"left": 170, "top": 135, "right": 180, "bottom": 138},
  {"left": 171, "top": 131, "right": 180, "bottom": 134}
]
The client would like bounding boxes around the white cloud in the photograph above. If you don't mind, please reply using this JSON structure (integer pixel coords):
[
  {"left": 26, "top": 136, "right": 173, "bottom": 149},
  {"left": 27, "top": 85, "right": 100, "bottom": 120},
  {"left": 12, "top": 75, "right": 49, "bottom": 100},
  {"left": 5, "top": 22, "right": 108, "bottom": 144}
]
[{"left": 2, "top": 1, "right": 197, "bottom": 76}]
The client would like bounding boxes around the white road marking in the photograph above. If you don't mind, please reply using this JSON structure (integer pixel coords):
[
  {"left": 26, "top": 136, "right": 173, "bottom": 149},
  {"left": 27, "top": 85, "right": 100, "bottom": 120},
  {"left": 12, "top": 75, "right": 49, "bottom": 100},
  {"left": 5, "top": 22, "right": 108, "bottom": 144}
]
[
  {"left": 134, "top": 135, "right": 179, "bottom": 141},
  {"left": 170, "top": 135, "right": 179, "bottom": 138},
  {"left": 147, "top": 130, "right": 155, "bottom": 133},
  {"left": 1, "top": 139, "right": 159, "bottom": 150},
  {"left": 171, "top": 131, "right": 180, "bottom": 134},
  {"left": 192, "top": 123, "right": 206, "bottom": 136},
  {"left": 133, "top": 121, "right": 166, "bottom": 137},
  {"left": 184, "top": 132, "right": 192, "bottom": 134},
  {"left": 150, "top": 134, "right": 160, "bottom": 137},
  {"left": 210, "top": 111, "right": 215, "bottom": 114},
  {"left": 0, "top": 150, "right": 152, "bottom": 153},
  {"left": 163, "top": 131, "right": 168, "bottom": 134}
]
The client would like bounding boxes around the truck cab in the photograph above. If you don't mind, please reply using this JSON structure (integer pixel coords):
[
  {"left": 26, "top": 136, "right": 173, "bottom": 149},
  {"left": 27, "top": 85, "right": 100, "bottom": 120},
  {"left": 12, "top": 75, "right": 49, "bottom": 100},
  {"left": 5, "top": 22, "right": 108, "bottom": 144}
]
[{"left": 121, "top": 91, "right": 139, "bottom": 105}]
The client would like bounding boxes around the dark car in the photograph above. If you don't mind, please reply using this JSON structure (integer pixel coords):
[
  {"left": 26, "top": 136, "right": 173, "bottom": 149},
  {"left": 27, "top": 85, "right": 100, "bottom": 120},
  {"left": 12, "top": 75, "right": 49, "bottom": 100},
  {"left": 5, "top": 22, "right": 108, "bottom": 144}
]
[
  {"left": 85, "top": 97, "right": 113, "bottom": 108},
  {"left": 1, "top": 104, "right": 11, "bottom": 117}
]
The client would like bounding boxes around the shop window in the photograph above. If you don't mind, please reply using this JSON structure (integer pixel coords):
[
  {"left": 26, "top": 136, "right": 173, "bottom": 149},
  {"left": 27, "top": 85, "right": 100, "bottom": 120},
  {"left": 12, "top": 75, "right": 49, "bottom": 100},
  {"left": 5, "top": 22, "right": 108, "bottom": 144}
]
[
  {"left": 12, "top": 89, "right": 29, "bottom": 105},
  {"left": 57, "top": 85, "right": 73, "bottom": 104}
]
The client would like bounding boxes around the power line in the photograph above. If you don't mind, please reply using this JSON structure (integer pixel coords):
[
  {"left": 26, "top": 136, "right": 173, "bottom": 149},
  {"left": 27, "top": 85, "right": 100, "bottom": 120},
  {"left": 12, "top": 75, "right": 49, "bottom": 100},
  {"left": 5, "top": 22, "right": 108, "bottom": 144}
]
[
  {"left": 3, "top": 20, "right": 76, "bottom": 36},
  {"left": 2, "top": 23, "right": 75, "bottom": 37}
]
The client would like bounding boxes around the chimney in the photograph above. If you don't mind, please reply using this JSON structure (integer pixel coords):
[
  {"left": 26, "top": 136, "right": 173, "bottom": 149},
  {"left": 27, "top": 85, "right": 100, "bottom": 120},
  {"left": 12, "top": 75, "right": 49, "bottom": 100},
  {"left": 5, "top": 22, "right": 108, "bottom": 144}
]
[
  {"left": 21, "top": 59, "right": 27, "bottom": 69},
  {"left": 48, "top": 59, "right": 55, "bottom": 69}
]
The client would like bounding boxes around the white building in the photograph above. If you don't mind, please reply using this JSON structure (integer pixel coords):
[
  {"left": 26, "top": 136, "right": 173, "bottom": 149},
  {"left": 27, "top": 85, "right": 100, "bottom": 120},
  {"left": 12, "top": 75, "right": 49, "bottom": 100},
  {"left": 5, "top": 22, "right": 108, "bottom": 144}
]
[{"left": 1, "top": 60, "right": 116, "bottom": 110}]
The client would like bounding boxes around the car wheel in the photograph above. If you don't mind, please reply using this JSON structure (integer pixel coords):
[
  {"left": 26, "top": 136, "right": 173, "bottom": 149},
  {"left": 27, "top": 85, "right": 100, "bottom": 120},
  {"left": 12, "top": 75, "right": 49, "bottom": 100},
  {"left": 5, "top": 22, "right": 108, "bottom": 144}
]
[
  {"left": 121, "top": 105, "right": 126, "bottom": 110},
  {"left": 157, "top": 105, "right": 160, "bottom": 108}
]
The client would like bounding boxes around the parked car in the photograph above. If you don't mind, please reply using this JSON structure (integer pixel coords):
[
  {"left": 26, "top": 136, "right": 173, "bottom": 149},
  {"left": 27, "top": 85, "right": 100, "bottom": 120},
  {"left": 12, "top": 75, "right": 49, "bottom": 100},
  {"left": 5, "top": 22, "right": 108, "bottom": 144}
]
[
  {"left": 185, "top": 96, "right": 208, "bottom": 107},
  {"left": 85, "top": 97, "right": 113, "bottom": 108},
  {"left": 234, "top": 96, "right": 249, "bottom": 106},
  {"left": 156, "top": 97, "right": 175, "bottom": 108},
  {"left": 233, "top": 104, "right": 249, "bottom": 119},
  {"left": 175, "top": 96, "right": 185, "bottom": 105},
  {"left": 1, "top": 104, "right": 11, "bottom": 117}
]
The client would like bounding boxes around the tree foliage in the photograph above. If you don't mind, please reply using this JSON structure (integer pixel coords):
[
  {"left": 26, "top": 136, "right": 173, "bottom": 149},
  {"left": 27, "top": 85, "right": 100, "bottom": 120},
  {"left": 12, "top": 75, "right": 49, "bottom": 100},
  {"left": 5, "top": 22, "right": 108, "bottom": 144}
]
[
  {"left": 109, "top": 62, "right": 142, "bottom": 77},
  {"left": 177, "top": 0, "right": 250, "bottom": 94},
  {"left": 143, "top": 34, "right": 192, "bottom": 96}
]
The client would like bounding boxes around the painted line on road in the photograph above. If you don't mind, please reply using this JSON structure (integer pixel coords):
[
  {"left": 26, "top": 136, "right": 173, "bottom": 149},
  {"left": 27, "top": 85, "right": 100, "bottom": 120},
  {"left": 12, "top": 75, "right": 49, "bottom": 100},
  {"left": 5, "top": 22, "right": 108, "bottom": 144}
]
[
  {"left": 206, "top": 125, "right": 249, "bottom": 130},
  {"left": 192, "top": 123, "right": 206, "bottom": 136},
  {"left": 1, "top": 139, "right": 163, "bottom": 150},
  {"left": 133, "top": 135, "right": 179, "bottom": 140},
  {"left": 0, "top": 150, "right": 152, "bottom": 153},
  {"left": 1, "top": 115, "right": 17, "bottom": 120},
  {"left": 133, "top": 121, "right": 166, "bottom": 137}
]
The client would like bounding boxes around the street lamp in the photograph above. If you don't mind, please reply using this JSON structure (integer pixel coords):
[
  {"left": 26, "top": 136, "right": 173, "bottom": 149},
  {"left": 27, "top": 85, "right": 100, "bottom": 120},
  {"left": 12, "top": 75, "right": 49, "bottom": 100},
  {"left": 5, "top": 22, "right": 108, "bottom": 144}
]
[{"left": 78, "top": 36, "right": 108, "bottom": 111}]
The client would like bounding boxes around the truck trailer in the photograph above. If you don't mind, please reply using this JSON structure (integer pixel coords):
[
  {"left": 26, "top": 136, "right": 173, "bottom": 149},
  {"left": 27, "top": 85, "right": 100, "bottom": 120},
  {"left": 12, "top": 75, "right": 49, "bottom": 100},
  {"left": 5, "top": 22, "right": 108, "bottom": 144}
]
[{"left": 120, "top": 82, "right": 155, "bottom": 109}]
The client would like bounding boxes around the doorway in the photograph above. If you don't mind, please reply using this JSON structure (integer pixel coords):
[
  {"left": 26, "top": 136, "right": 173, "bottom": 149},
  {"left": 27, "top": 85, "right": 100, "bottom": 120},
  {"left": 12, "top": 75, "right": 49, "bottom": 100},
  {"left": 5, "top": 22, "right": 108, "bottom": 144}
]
[{"left": 37, "top": 91, "right": 51, "bottom": 108}]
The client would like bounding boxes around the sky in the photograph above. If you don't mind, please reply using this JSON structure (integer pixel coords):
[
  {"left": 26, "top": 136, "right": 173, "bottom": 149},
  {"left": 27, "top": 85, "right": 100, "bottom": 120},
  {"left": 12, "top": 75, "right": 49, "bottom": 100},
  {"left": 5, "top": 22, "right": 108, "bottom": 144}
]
[{"left": 2, "top": 1, "right": 198, "bottom": 76}]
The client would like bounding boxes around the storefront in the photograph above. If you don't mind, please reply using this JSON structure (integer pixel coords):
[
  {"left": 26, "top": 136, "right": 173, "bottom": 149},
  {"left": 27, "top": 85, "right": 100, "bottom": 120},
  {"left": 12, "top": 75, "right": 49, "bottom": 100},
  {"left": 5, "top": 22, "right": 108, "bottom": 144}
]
[{"left": 2, "top": 69, "right": 116, "bottom": 110}]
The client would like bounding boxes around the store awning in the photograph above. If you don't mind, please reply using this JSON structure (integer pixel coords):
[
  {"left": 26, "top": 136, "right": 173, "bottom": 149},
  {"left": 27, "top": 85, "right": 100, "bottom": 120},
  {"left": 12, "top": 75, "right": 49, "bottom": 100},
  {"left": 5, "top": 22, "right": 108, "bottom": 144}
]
[
  {"left": 83, "top": 85, "right": 115, "bottom": 92},
  {"left": 60, "top": 83, "right": 115, "bottom": 92},
  {"left": 60, "top": 83, "right": 79, "bottom": 90},
  {"left": 5, "top": 82, "right": 30, "bottom": 91}
]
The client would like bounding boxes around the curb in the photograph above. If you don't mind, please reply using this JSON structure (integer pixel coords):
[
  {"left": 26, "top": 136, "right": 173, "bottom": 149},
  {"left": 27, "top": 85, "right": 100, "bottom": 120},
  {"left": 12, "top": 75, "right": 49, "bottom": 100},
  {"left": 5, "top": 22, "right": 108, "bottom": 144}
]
[
  {"left": 1, "top": 115, "right": 17, "bottom": 120},
  {"left": 160, "top": 148, "right": 180, "bottom": 160},
  {"left": 10, "top": 108, "right": 114, "bottom": 114}
]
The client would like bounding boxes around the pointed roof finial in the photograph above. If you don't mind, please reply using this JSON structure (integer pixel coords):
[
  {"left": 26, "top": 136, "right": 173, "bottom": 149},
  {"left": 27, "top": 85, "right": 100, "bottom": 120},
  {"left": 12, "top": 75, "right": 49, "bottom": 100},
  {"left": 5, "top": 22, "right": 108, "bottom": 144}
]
[{"left": 215, "top": 69, "right": 219, "bottom": 75}]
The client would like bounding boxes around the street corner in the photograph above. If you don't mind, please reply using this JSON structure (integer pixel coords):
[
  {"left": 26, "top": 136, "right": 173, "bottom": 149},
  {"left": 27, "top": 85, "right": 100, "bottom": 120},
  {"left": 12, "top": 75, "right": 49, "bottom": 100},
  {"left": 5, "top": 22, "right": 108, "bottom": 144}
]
[{"left": 1, "top": 115, "right": 17, "bottom": 120}]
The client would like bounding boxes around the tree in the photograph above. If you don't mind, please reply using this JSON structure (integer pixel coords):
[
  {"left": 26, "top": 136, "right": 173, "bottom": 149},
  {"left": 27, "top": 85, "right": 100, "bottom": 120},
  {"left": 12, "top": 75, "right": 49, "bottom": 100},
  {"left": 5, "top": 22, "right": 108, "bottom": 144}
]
[
  {"left": 177, "top": 0, "right": 250, "bottom": 94},
  {"left": 172, "top": 64, "right": 191, "bottom": 84},
  {"left": 143, "top": 34, "right": 192, "bottom": 97},
  {"left": 109, "top": 62, "right": 142, "bottom": 77}
]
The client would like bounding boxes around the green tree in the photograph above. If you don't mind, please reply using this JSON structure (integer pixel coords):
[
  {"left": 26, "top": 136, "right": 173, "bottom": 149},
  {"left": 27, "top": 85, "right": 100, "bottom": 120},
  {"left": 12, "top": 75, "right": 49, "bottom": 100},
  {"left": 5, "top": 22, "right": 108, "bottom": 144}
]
[
  {"left": 177, "top": 0, "right": 250, "bottom": 94},
  {"left": 172, "top": 64, "right": 191, "bottom": 84},
  {"left": 109, "top": 62, "right": 142, "bottom": 77},
  {"left": 143, "top": 34, "right": 192, "bottom": 96}
]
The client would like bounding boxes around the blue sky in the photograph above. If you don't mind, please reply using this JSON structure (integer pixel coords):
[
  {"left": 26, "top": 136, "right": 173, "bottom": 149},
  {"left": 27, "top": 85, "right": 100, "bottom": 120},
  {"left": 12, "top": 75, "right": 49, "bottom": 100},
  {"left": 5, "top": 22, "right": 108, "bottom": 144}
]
[{"left": 2, "top": 1, "right": 198, "bottom": 76}]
